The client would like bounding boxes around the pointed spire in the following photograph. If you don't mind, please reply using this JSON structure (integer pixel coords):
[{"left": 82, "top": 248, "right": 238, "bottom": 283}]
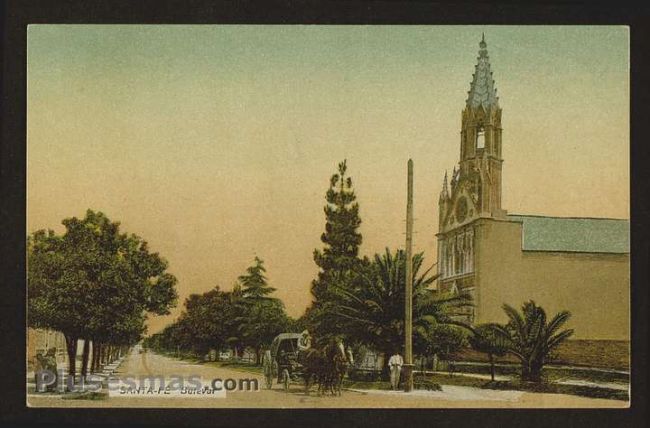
[
  {"left": 438, "top": 170, "right": 449, "bottom": 204},
  {"left": 439, "top": 171, "right": 449, "bottom": 202},
  {"left": 466, "top": 34, "right": 499, "bottom": 109}
]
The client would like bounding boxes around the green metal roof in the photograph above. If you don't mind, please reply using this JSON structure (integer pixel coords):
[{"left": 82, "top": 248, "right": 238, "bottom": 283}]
[{"left": 507, "top": 215, "right": 629, "bottom": 254}]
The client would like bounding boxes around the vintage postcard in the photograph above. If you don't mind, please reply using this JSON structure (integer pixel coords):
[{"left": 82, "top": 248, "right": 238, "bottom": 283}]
[{"left": 26, "top": 25, "right": 630, "bottom": 409}]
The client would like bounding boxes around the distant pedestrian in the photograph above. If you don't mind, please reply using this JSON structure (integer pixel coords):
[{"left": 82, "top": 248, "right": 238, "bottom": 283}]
[{"left": 388, "top": 351, "right": 403, "bottom": 391}]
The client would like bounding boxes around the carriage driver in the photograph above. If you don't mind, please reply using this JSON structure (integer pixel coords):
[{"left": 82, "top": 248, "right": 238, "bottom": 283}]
[{"left": 298, "top": 330, "right": 312, "bottom": 350}]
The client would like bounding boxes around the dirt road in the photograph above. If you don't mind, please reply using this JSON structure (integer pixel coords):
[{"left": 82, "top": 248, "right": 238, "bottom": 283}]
[{"left": 27, "top": 350, "right": 628, "bottom": 408}]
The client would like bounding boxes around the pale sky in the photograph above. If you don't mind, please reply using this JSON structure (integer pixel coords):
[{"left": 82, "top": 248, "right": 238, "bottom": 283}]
[{"left": 27, "top": 25, "right": 629, "bottom": 334}]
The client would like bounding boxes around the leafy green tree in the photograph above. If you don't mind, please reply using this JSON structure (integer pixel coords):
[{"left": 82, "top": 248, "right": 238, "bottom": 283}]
[
  {"left": 237, "top": 299, "right": 289, "bottom": 364},
  {"left": 149, "top": 281, "right": 291, "bottom": 363},
  {"left": 495, "top": 301, "right": 574, "bottom": 382},
  {"left": 468, "top": 323, "right": 509, "bottom": 381},
  {"left": 310, "top": 160, "right": 365, "bottom": 338},
  {"left": 330, "top": 248, "right": 472, "bottom": 367},
  {"left": 28, "top": 210, "right": 178, "bottom": 378},
  {"left": 180, "top": 287, "right": 243, "bottom": 356}
]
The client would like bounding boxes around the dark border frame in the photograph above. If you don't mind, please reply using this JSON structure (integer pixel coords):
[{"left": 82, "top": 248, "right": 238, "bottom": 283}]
[{"left": 1, "top": 1, "right": 648, "bottom": 427}]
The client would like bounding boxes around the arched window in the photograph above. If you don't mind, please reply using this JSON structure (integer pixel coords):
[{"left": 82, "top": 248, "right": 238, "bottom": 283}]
[{"left": 476, "top": 127, "right": 485, "bottom": 149}]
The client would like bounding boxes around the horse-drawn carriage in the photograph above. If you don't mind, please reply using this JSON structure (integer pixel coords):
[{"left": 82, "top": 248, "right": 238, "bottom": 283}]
[
  {"left": 267, "top": 331, "right": 351, "bottom": 395},
  {"left": 269, "top": 332, "right": 308, "bottom": 391}
]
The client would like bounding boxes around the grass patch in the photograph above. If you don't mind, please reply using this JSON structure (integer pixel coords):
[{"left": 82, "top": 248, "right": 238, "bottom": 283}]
[
  {"left": 451, "top": 363, "right": 629, "bottom": 384},
  {"left": 426, "top": 372, "right": 628, "bottom": 401},
  {"left": 206, "top": 361, "right": 264, "bottom": 375},
  {"left": 151, "top": 351, "right": 265, "bottom": 375},
  {"left": 456, "top": 340, "right": 629, "bottom": 371},
  {"left": 157, "top": 351, "right": 203, "bottom": 364}
]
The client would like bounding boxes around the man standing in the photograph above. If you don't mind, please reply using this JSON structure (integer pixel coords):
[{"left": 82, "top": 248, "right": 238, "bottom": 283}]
[
  {"left": 388, "top": 350, "right": 403, "bottom": 391},
  {"left": 261, "top": 347, "right": 274, "bottom": 389}
]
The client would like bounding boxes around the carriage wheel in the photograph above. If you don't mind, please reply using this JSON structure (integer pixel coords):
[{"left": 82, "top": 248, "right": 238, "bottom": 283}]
[{"left": 282, "top": 369, "right": 290, "bottom": 392}]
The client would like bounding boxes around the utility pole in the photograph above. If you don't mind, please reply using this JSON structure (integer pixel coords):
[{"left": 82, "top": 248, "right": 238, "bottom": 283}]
[{"left": 403, "top": 159, "right": 414, "bottom": 392}]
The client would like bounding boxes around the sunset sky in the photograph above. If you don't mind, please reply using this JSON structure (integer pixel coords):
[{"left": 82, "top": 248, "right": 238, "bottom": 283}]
[{"left": 27, "top": 26, "right": 629, "bottom": 334}]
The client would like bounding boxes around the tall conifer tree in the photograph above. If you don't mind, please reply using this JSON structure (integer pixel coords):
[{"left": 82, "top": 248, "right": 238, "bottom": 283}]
[
  {"left": 238, "top": 256, "right": 276, "bottom": 300},
  {"left": 310, "top": 160, "right": 364, "bottom": 338}
]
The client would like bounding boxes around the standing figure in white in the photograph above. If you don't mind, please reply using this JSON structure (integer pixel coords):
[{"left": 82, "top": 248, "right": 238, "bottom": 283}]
[{"left": 388, "top": 350, "right": 404, "bottom": 391}]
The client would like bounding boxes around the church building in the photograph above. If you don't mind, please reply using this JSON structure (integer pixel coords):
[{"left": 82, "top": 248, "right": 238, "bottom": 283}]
[{"left": 436, "top": 36, "right": 630, "bottom": 341}]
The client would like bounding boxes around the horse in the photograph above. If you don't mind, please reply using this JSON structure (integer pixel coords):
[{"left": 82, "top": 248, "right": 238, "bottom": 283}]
[
  {"left": 298, "top": 338, "right": 350, "bottom": 396},
  {"left": 298, "top": 347, "right": 327, "bottom": 395},
  {"left": 331, "top": 344, "right": 354, "bottom": 396}
]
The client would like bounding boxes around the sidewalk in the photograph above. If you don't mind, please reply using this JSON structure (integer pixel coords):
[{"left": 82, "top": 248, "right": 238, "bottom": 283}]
[
  {"left": 27, "top": 355, "right": 127, "bottom": 395},
  {"left": 347, "top": 385, "right": 524, "bottom": 402}
]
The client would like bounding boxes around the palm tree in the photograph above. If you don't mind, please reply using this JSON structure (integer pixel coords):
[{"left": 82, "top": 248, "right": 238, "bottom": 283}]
[
  {"left": 327, "top": 248, "right": 473, "bottom": 364},
  {"left": 495, "top": 301, "right": 574, "bottom": 382}
]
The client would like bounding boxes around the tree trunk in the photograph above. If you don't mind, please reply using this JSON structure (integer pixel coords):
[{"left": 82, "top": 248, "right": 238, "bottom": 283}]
[
  {"left": 90, "top": 342, "right": 95, "bottom": 373},
  {"left": 255, "top": 348, "right": 262, "bottom": 366},
  {"left": 529, "top": 359, "right": 544, "bottom": 383},
  {"left": 489, "top": 353, "right": 495, "bottom": 382},
  {"left": 80, "top": 339, "right": 91, "bottom": 378},
  {"left": 521, "top": 359, "right": 532, "bottom": 382},
  {"left": 92, "top": 342, "right": 100, "bottom": 373},
  {"left": 64, "top": 334, "right": 78, "bottom": 379},
  {"left": 95, "top": 342, "right": 101, "bottom": 371}
]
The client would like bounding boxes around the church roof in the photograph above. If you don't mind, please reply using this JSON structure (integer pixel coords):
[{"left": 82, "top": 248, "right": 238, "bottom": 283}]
[
  {"left": 466, "top": 34, "right": 499, "bottom": 110},
  {"left": 507, "top": 215, "right": 630, "bottom": 254}
]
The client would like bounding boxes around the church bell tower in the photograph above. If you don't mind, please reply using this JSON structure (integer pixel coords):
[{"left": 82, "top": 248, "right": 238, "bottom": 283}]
[
  {"left": 436, "top": 35, "right": 505, "bottom": 322},
  {"left": 458, "top": 34, "right": 504, "bottom": 218}
]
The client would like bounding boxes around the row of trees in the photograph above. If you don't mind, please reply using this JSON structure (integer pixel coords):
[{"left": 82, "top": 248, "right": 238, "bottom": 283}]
[
  {"left": 28, "top": 210, "right": 178, "bottom": 378},
  {"left": 145, "top": 257, "right": 297, "bottom": 364}
]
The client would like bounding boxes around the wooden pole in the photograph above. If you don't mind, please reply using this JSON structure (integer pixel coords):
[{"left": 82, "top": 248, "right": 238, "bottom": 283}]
[{"left": 403, "top": 159, "right": 414, "bottom": 392}]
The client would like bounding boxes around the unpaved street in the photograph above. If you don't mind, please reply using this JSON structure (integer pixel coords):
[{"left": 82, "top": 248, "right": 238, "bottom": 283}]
[{"left": 27, "top": 350, "right": 627, "bottom": 408}]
